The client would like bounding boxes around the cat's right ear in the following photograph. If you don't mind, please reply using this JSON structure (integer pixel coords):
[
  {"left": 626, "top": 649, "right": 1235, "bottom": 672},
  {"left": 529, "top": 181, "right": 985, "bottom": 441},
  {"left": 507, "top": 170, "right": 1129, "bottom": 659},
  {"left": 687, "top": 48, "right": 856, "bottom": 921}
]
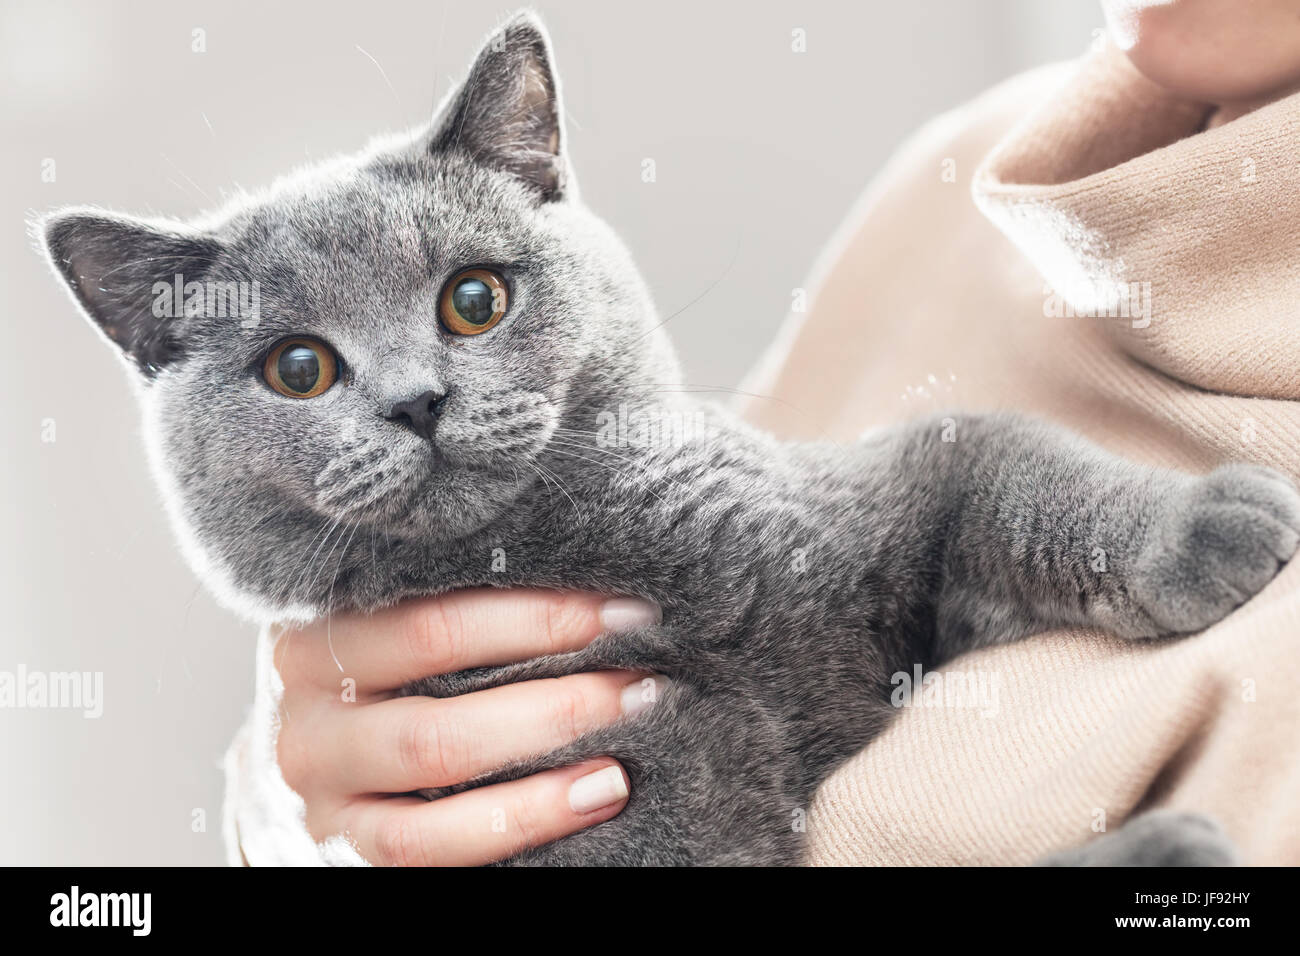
[
  {"left": 38, "top": 209, "right": 221, "bottom": 379},
  {"left": 432, "top": 11, "right": 571, "bottom": 201}
]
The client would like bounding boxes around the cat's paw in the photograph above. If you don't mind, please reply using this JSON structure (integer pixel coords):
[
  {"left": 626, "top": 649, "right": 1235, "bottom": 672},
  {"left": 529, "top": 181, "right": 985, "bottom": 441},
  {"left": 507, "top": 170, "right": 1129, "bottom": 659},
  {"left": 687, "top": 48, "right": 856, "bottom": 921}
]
[
  {"left": 1132, "top": 464, "right": 1300, "bottom": 635},
  {"left": 1035, "top": 811, "right": 1238, "bottom": 866}
]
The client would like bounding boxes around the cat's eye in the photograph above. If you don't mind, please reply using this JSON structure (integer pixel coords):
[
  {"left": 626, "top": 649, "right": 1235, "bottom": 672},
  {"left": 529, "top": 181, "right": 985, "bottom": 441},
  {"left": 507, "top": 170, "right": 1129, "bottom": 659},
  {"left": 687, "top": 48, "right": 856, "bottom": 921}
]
[
  {"left": 439, "top": 268, "right": 508, "bottom": 335},
  {"left": 263, "top": 337, "right": 338, "bottom": 399}
]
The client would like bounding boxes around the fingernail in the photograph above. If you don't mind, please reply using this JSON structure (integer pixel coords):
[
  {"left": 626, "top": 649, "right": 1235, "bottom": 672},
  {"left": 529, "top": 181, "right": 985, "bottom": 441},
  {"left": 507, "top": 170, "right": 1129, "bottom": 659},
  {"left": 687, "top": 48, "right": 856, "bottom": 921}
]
[
  {"left": 620, "top": 674, "right": 670, "bottom": 717},
  {"left": 599, "top": 597, "right": 661, "bottom": 634},
  {"left": 568, "top": 766, "right": 629, "bottom": 814}
]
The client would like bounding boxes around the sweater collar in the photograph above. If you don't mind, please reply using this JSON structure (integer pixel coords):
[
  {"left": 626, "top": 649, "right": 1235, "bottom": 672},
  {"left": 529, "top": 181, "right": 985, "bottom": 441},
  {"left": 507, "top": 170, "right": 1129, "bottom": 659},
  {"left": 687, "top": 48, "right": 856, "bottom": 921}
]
[{"left": 973, "top": 42, "right": 1300, "bottom": 400}]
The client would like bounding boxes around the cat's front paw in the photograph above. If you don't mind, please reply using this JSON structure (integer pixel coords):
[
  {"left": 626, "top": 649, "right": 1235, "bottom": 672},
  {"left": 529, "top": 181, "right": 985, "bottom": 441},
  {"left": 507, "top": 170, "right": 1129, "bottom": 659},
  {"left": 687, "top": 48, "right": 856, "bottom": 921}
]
[{"left": 1133, "top": 464, "right": 1300, "bottom": 635}]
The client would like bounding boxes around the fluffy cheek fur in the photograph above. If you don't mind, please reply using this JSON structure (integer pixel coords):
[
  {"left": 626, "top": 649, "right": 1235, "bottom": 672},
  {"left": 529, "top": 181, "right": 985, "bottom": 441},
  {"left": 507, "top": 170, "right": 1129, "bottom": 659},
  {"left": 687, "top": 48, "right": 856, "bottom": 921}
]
[
  {"left": 142, "top": 366, "right": 565, "bottom": 622},
  {"left": 142, "top": 373, "right": 391, "bottom": 623},
  {"left": 141, "top": 387, "right": 298, "bottom": 622}
]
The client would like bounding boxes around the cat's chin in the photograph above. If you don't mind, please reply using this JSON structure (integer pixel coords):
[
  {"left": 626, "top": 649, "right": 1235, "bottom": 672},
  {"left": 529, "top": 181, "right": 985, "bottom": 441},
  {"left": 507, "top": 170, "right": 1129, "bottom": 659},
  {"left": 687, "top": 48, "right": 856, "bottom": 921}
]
[
  {"left": 347, "top": 463, "right": 532, "bottom": 544},
  {"left": 193, "top": 484, "right": 527, "bottom": 625},
  {"left": 173, "top": 452, "right": 542, "bottom": 624}
]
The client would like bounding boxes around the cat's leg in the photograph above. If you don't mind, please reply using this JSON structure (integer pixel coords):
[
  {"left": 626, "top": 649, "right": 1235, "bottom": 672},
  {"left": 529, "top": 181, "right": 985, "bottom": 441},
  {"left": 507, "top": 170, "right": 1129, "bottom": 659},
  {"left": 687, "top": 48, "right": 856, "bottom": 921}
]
[
  {"left": 889, "top": 413, "right": 1300, "bottom": 657},
  {"left": 1034, "top": 810, "right": 1238, "bottom": 866}
]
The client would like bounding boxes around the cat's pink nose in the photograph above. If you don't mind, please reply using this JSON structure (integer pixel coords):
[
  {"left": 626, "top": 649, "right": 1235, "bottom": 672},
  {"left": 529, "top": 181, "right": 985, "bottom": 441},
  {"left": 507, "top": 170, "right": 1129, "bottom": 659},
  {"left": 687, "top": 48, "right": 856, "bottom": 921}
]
[{"left": 385, "top": 389, "right": 449, "bottom": 442}]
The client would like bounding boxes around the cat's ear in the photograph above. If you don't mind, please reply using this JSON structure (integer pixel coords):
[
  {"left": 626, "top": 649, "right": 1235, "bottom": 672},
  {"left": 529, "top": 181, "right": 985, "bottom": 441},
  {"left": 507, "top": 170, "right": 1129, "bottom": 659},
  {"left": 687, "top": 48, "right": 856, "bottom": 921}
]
[
  {"left": 433, "top": 11, "right": 570, "bottom": 200},
  {"left": 39, "top": 209, "right": 221, "bottom": 378}
]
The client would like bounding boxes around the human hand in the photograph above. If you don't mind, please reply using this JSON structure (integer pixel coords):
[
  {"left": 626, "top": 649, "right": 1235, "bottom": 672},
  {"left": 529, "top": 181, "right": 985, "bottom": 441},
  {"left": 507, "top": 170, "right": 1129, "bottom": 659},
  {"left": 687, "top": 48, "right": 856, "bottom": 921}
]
[{"left": 261, "top": 589, "right": 662, "bottom": 865}]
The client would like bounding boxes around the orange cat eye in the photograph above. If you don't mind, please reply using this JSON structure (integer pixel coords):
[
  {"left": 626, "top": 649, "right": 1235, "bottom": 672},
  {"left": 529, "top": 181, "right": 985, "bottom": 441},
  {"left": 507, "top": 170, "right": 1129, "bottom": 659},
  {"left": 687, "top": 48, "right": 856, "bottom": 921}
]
[
  {"left": 263, "top": 337, "right": 338, "bottom": 399},
  {"left": 439, "top": 268, "right": 509, "bottom": 335}
]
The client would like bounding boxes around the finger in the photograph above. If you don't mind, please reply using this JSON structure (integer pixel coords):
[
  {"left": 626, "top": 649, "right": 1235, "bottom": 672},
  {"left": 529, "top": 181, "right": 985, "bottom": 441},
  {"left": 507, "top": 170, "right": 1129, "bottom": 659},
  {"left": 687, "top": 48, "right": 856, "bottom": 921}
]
[
  {"left": 345, "top": 758, "right": 631, "bottom": 866},
  {"left": 323, "top": 671, "right": 665, "bottom": 792},
  {"left": 274, "top": 589, "right": 659, "bottom": 694}
]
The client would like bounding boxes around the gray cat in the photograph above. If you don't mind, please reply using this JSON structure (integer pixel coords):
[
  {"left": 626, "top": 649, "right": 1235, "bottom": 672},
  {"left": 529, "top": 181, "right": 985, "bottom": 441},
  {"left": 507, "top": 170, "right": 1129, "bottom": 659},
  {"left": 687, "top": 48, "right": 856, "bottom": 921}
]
[{"left": 39, "top": 12, "right": 1298, "bottom": 865}]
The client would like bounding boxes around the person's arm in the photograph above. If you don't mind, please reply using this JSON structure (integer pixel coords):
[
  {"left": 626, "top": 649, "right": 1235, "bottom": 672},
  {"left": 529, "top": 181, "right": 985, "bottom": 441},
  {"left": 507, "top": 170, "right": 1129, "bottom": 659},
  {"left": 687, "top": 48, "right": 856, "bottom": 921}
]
[{"left": 224, "top": 589, "right": 662, "bottom": 865}]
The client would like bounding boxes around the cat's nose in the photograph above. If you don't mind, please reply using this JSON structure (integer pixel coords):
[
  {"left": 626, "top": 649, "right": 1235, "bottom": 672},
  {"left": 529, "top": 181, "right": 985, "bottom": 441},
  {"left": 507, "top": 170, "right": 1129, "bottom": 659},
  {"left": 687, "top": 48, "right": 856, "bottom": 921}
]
[{"left": 385, "top": 389, "right": 450, "bottom": 442}]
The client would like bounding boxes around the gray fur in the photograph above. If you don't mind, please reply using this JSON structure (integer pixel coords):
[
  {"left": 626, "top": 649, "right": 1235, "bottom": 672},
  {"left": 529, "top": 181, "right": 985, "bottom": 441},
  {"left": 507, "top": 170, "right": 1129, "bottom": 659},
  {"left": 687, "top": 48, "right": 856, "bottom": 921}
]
[
  {"left": 37, "top": 12, "right": 1296, "bottom": 866},
  {"left": 1037, "top": 811, "right": 1240, "bottom": 866}
]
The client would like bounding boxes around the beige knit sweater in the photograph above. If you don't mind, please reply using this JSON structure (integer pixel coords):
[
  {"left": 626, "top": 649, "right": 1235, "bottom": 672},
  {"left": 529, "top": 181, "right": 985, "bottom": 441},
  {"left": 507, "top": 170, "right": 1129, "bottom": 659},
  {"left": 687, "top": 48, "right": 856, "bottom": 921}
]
[{"left": 744, "top": 42, "right": 1300, "bottom": 866}]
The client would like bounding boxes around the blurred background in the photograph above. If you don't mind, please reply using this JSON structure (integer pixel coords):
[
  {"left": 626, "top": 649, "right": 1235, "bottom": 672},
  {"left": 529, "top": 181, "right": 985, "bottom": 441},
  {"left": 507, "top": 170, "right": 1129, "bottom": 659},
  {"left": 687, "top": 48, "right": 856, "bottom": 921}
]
[{"left": 1, "top": 0, "right": 1098, "bottom": 864}]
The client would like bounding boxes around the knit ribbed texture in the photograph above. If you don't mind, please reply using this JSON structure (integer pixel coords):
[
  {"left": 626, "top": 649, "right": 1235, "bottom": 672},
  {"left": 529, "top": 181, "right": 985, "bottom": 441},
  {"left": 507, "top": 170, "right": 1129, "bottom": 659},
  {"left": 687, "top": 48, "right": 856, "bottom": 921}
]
[{"left": 744, "top": 46, "right": 1300, "bottom": 865}]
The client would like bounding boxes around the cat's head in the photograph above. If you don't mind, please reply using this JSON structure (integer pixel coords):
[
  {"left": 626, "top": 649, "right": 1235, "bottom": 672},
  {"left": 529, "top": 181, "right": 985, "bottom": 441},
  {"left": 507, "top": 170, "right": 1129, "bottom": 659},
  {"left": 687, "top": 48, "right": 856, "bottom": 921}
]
[{"left": 38, "top": 12, "right": 680, "bottom": 619}]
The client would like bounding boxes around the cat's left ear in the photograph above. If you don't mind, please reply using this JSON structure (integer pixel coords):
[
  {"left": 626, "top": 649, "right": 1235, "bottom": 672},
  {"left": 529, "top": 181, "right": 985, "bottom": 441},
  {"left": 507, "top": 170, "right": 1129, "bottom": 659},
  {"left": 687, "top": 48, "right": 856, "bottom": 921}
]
[
  {"left": 38, "top": 208, "right": 221, "bottom": 378},
  {"left": 433, "top": 11, "right": 570, "bottom": 200}
]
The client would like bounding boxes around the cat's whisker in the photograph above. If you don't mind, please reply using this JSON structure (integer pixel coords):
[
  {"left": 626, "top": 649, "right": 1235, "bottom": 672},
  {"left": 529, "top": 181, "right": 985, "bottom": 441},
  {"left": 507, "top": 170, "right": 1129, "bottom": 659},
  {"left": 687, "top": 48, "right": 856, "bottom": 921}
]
[
  {"left": 368, "top": 519, "right": 379, "bottom": 583},
  {"left": 522, "top": 460, "right": 557, "bottom": 508},
  {"left": 283, "top": 512, "right": 342, "bottom": 583},
  {"left": 627, "top": 239, "right": 743, "bottom": 346},
  {"left": 288, "top": 513, "right": 345, "bottom": 605},
  {"left": 520, "top": 459, "right": 548, "bottom": 495},
  {"left": 529, "top": 458, "right": 584, "bottom": 520},
  {"left": 354, "top": 45, "right": 404, "bottom": 120},
  {"left": 323, "top": 520, "right": 362, "bottom": 659},
  {"left": 306, "top": 516, "right": 358, "bottom": 608},
  {"left": 225, "top": 502, "right": 300, "bottom": 541},
  {"left": 545, "top": 446, "right": 672, "bottom": 509},
  {"left": 545, "top": 436, "right": 706, "bottom": 504}
]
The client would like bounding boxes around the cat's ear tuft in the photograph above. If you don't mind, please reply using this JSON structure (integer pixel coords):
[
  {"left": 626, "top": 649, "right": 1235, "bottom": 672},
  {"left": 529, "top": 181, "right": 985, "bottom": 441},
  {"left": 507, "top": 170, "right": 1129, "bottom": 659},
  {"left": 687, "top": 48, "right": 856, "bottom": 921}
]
[
  {"left": 39, "top": 209, "right": 220, "bottom": 378},
  {"left": 433, "top": 11, "right": 570, "bottom": 200}
]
